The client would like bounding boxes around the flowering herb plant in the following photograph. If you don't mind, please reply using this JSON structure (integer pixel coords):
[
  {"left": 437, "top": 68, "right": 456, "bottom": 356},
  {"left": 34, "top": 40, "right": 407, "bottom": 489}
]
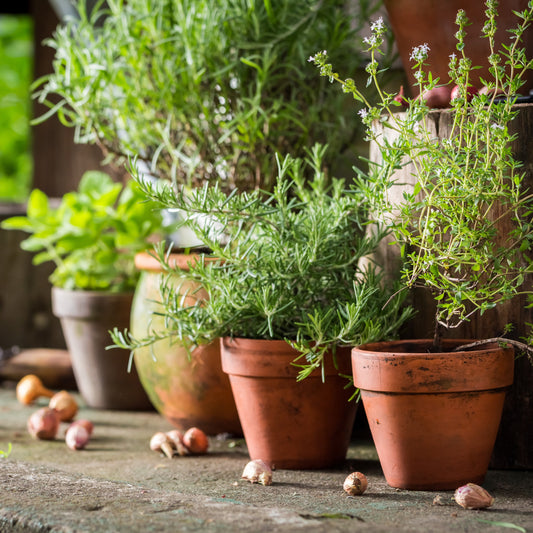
[
  {"left": 33, "top": 0, "right": 384, "bottom": 193},
  {"left": 311, "top": 0, "right": 533, "bottom": 358},
  {"left": 111, "top": 145, "right": 412, "bottom": 380}
]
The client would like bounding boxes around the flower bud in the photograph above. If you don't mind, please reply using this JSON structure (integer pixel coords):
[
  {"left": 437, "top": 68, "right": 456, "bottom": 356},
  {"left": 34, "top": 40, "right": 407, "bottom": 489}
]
[{"left": 454, "top": 483, "right": 494, "bottom": 510}]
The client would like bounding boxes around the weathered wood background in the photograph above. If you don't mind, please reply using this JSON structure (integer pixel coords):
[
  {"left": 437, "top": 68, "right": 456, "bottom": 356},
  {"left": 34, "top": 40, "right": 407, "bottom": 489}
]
[{"left": 1, "top": 1, "right": 110, "bottom": 352}]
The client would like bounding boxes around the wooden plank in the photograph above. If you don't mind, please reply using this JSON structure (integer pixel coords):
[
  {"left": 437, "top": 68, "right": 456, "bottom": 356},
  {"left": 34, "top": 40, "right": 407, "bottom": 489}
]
[{"left": 0, "top": 205, "right": 65, "bottom": 352}]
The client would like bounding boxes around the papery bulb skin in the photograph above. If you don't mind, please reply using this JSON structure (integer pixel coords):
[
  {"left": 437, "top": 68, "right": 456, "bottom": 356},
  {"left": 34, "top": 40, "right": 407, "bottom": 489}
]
[
  {"left": 454, "top": 483, "right": 494, "bottom": 510},
  {"left": 450, "top": 84, "right": 478, "bottom": 103},
  {"left": 166, "top": 430, "right": 189, "bottom": 456},
  {"left": 394, "top": 85, "right": 409, "bottom": 107},
  {"left": 69, "top": 419, "right": 94, "bottom": 437},
  {"left": 343, "top": 472, "right": 368, "bottom": 496},
  {"left": 27, "top": 407, "right": 60, "bottom": 440},
  {"left": 16, "top": 374, "right": 54, "bottom": 405},
  {"left": 49, "top": 390, "right": 78, "bottom": 422},
  {"left": 150, "top": 432, "right": 175, "bottom": 458},
  {"left": 241, "top": 459, "right": 273, "bottom": 486},
  {"left": 420, "top": 86, "right": 452, "bottom": 108},
  {"left": 182, "top": 427, "right": 209, "bottom": 455},
  {"left": 65, "top": 424, "right": 90, "bottom": 450}
]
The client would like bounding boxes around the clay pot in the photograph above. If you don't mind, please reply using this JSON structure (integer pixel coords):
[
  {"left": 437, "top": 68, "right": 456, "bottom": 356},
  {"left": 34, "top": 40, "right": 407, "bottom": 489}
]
[
  {"left": 352, "top": 339, "right": 514, "bottom": 490},
  {"left": 52, "top": 287, "right": 152, "bottom": 410},
  {"left": 131, "top": 252, "right": 241, "bottom": 435},
  {"left": 221, "top": 337, "right": 357, "bottom": 469},
  {"left": 385, "top": 0, "right": 533, "bottom": 95}
]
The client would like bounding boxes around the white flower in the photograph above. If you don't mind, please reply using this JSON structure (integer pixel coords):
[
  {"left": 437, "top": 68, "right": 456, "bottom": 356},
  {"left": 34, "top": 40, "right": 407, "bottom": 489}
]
[
  {"left": 370, "top": 17, "right": 384, "bottom": 33},
  {"left": 449, "top": 53, "right": 456, "bottom": 61},
  {"left": 358, "top": 108, "right": 369, "bottom": 120},
  {"left": 308, "top": 50, "right": 327, "bottom": 63},
  {"left": 363, "top": 35, "right": 378, "bottom": 47},
  {"left": 491, "top": 123, "right": 505, "bottom": 130},
  {"left": 410, "top": 43, "right": 430, "bottom": 62}
]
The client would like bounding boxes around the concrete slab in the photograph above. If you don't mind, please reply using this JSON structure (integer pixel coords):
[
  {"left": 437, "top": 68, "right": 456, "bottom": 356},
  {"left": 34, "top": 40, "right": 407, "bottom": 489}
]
[{"left": 1, "top": 383, "right": 532, "bottom": 532}]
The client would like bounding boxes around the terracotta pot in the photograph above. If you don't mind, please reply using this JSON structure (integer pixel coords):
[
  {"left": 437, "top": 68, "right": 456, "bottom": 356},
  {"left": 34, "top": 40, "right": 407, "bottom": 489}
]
[
  {"left": 221, "top": 337, "right": 357, "bottom": 469},
  {"left": 131, "top": 252, "right": 241, "bottom": 435},
  {"left": 51, "top": 287, "right": 152, "bottom": 410},
  {"left": 352, "top": 339, "right": 514, "bottom": 490},
  {"left": 384, "top": 0, "right": 533, "bottom": 95}
]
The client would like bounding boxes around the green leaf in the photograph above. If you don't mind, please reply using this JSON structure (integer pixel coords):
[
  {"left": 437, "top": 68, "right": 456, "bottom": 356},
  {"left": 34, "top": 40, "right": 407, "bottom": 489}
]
[
  {"left": 26, "top": 189, "right": 49, "bottom": 218},
  {"left": 475, "top": 519, "right": 526, "bottom": 532},
  {"left": 0, "top": 216, "right": 33, "bottom": 231}
]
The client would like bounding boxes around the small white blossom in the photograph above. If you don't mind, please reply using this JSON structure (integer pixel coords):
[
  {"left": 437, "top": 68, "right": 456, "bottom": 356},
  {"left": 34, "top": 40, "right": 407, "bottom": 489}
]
[
  {"left": 414, "top": 70, "right": 423, "bottom": 81},
  {"left": 363, "top": 35, "right": 378, "bottom": 47},
  {"left": 358, "top": 108, "right": 369, "bottom": 120},
  {"left": 307, "top": 50, "right": 326, "bottom": 63},
  {"left": 449, "top": 53, "right": 456, "bottom": 61},
  {"left": 491, "top": 123, "right": 505, "bottom": 130},
  {"left": 410, "top": 43, "right": 430, "bottom": 62},
  {"left": 370, "top": 17, "right": 384, "bottom": 33}
]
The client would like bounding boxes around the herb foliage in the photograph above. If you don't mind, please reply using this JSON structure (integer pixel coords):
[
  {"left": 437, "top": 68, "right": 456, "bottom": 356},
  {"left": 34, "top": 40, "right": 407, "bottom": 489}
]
[
  {"left": 311, "top": 1, "right": 533, "bottom": 355},
  {"left": 1, "top": 171, "right": 163, "bottom": 291},
  {"left": 112, "top": 145, "right": 412, "bottom": 379},
  {"left": 33, "top": 0, "right": 384, "bottom": 192}
]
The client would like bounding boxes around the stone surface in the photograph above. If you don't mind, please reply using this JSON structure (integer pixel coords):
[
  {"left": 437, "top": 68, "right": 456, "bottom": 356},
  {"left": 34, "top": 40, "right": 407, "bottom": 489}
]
[{"left": 0, "top": 383, "right": 532, "bottom": 532}]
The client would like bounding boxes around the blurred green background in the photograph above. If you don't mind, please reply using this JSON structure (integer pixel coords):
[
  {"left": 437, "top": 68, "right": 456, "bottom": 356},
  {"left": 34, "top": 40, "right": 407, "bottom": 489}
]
[{"left": 0, "top": 15, "right": 33, "bottom": 202}]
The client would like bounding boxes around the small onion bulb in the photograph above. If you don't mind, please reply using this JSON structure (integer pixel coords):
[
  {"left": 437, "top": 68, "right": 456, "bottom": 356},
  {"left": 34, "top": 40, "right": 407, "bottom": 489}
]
[{"left": 343, "top": 472, "right": 368, "bottom": 496}]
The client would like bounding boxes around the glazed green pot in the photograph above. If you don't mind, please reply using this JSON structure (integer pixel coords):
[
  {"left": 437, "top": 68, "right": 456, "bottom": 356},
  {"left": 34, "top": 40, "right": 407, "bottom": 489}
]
[{"left": 131, "top": 252, "right": 241, "bottom": 435}]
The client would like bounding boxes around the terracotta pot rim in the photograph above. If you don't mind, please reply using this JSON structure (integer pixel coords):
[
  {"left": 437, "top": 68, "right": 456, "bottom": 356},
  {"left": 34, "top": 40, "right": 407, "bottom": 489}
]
[
  {"left": 222, "top": 336, "right": 354, "bottom": 350},
  {"left": 51, "top": 286, "right": 135, "bottom": 297},
  {"left": 222, "top": 337, "right": 296, "bottom": 348},
  {"left": 134, "top": 251, "right": 200, "bottom": 272},
  {"left": 221, "top": 337, "right": 352, "bottom": 378},
  {"left": 354, "top": 338, "right": 511, "bottom": 356},
  {"left": 51, "top": 286, "right": 134, "bottom": 320},
  {"left": 352, "top": 338, "right": 514, "bottom": 393}
]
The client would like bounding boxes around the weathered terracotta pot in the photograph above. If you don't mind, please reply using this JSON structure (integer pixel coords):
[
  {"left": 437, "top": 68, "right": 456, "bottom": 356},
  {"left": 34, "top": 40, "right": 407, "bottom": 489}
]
[
  {"left": 52, "top": 287, "right": 152, "bottom": 410},
  {"left": 352, "top": 339, "right": 514, "bottom": 490},
  {"left": 131, "top": 252, "right": 241, "bottom": 435},
  {"left": 221, "top": 337, "right": 357, "bottom": 469},
  {"left": 384, "top": 0, "right": 533, "bottom": 95}
]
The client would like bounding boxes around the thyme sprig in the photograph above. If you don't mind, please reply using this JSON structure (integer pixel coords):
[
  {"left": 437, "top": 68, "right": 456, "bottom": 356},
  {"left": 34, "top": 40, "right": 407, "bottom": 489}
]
[{"left": 311, "top": 0, "right": 533, "bottom": 353}]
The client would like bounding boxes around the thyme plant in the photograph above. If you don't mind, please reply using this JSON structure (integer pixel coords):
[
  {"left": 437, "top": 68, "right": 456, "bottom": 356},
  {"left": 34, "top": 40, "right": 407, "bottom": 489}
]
[
  {"left": 33, "top": 0, "right": 385, "bottom": 192},
  {"left": 311, "top": 0, "right": 533, "bottom": 356},
  {"left": 112, "top": 145, "right": 412, "bottom": 379}
]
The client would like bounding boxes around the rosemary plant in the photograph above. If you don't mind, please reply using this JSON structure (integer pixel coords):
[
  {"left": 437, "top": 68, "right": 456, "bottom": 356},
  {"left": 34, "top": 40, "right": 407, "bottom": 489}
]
[
  {"left": 112, "top": 145, "right": 412, "bottom": 379},
  {"left": 311, "top": 0, "right": 533, "bottom": 356},
  {"left": 33, "top": 0, "right": 386, "bottom": 192}
]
